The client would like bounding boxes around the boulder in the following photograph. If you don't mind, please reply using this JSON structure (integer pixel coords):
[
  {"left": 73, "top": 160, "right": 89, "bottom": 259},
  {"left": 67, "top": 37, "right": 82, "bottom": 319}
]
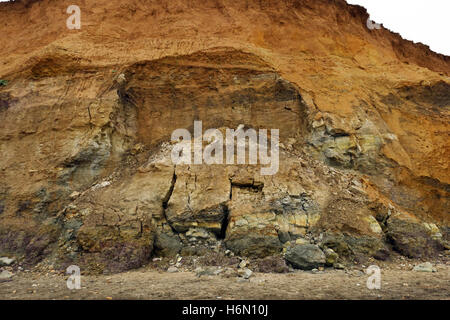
[
  {"left": 154, "top": 231, "right": 182, "bottom": 257},
  {"left": 386, "top": 218, "right": 444, "bottom": 258},
  {"left": 285, "top": 244, "right": 326, "bottom": 270},
  {"left": 413, "top": 262, "right": 437, "bottom": 273}
]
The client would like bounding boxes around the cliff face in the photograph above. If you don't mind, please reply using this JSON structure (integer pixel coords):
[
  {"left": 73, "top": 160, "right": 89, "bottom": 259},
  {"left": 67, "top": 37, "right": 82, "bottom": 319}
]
[{"left": 0, "top": 0, "right": 449, "bottom": 273}]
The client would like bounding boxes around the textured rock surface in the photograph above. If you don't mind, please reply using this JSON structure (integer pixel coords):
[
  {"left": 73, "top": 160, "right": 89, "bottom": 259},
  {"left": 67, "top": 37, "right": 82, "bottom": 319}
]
[
  {"left": 285, "top": 244, "right": 326, "bottom": 270},
  {"left": 0, "top": 257, "right": 15, "bottom": 267},
  {"left": 0, "top": 270, "right": 13, "bottom": 282},
  {"left": 413, "top": 262, "right": 437, "bottom": 273},
  {"left": 385, "top": 217, "right": 444, "bottom": 259},
  {"left": 0, "top": 0, "right": 448, "bottom": 273}
]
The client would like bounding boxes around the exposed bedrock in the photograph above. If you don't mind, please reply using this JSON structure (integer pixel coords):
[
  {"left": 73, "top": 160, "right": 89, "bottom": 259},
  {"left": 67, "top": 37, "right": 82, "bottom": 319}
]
[{"left": 0, "top": 47, "right": 448, "bottom": 273}]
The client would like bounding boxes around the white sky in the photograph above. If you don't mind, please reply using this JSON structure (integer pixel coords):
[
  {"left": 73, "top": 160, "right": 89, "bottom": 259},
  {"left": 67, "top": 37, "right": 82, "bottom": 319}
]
[
  {"left": 0, "top": 0, "right": 448, "bottom": 56},
  {"left": 346, "top": 0, "right": 450, "bottom": 56}
]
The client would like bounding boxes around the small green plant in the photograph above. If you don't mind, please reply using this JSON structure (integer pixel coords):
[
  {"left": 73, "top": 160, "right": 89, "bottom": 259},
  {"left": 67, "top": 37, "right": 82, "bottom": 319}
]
[{"left": 0, "top": 80, "right": 8, "bottom": 86}]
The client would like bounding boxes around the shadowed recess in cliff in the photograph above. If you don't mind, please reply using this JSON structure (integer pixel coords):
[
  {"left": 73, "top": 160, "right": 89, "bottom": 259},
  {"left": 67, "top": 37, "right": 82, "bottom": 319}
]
[{"left": 120, "top": 48, "right": 309, "bottom": 146}]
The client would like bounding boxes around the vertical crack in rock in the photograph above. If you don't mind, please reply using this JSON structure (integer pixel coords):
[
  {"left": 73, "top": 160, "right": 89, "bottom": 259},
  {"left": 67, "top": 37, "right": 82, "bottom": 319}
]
[
  {"left": 218, "top": 204, "right": 230, "bottom": 240},
  {"left": 162, "top": 168, "right": 177, "bottom": 233},
  {"left": 87, "top": 104, "right": 93, "bottom": 128},
  {"left": 216, "top": 180, "right": 234, "bottom": 240}
]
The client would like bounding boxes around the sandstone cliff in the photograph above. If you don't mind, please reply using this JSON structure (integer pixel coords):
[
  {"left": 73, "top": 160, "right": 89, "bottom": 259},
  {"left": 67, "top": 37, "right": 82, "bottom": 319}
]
[{"left": 0, "top": 0, "right": 449, "bottom": 273}]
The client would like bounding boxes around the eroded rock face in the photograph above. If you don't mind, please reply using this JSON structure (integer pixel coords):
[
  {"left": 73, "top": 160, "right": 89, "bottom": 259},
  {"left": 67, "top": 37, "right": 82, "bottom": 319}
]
[
  {"left": 59, "top": 163, "right": 175, "bottom": 272},
  {"left": 224, "top": 161, "right": 323, "bottom": 257},
  {"left": 166, "top": 165, "right": 230, "bottom": 234},
  {"left": 0, "top": 0, "right": 448, "bottom": 272},
  {"left": 121, "top": 51, "right": 307, "bottom": 146}
]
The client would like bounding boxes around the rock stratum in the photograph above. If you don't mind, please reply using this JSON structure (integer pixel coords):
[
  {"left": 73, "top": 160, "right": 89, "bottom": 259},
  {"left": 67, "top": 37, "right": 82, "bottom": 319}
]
[{"left": 0, "top": 0, "right": 449, "bottom": 273}]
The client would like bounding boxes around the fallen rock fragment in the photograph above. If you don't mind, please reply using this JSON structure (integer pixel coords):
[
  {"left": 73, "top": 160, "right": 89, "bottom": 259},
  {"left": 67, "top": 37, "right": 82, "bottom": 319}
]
[
  {"left": 238, "top": 259, "right": 249, "bottom": 269},
  {"left": 167, "top": 266, "right": 178, "bottom": 273},
  {"left": 285, "top": 244, "right": 326, "bottom": 270},
  {"left": 334, "top": 263, "right": 345, "bottom": 270},
  {"left": 323, "top": 248, "right": 338, "bottom": 266},
  {"left": 413, "top": 262, "right": 437, "bottom": 273},
  {"left": 386, "top": 218, "right": 443, "bottom": 258},
  {"left": 237, "top": 268, "right": 253, "bottom": 279},
  {"left": 0, "top": 270, "right": 13, "bottom": 282},
  {"left": 0, "top": 257, "right": 15, "bottom": 266}
]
